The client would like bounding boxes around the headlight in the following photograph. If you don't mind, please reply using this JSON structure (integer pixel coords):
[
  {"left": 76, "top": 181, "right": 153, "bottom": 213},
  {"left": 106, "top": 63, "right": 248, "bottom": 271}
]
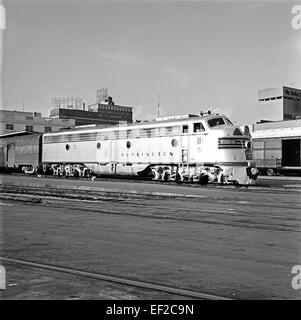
[{"left": 245, "top": 141, "right": 251, "bottom": 149}]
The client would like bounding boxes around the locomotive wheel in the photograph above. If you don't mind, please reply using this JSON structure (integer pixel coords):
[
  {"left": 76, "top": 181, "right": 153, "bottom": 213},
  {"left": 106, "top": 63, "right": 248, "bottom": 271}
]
[
  {"left": 150, "top": 170, "right": 156, "bottom": 179},
  {"left": 36, "top": 167, "right": 44, "bottom": 175},
  {"left": 175, "top": 172, "right": 181, "bottom": 181},
  {"left": 198, "top": 173, "right": 209, "bottom": 185},
  {"left": 219, "top": 174, "right": 225, "bottom": 184},
  {"left": 163, "top": 172, "right": 170, "bottom": 181},
  {"left": 84, "top": 170, "right": 91, "bottom": 178},
  {"left": 267, "top": 168, "right": 274, "bottom": 176}
]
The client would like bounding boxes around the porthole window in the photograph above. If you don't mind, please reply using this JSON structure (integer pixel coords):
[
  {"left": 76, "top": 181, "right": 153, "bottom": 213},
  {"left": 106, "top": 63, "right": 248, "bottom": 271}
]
[
  {"left": 65, "top": 144, "right": 70, "bottom": 151},
  {"left": 126, "top": 141, "right": 131, "bottom": 149},
  {"left": 171, "top": 139, "right": 178, "bottom": 147},
  {"left": 97, "top": 142, "right": 101, "bottom": 149}
]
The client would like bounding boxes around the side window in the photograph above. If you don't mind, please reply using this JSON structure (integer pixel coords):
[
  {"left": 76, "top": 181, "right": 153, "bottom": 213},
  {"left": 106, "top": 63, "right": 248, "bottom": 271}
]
[
  {"left": 144, "top": 128, "right": 152, "bottom": 138},
  {"left": 26, "top": 125, "right": 33, "bottom": 131},
  {"left": 166, "top": 127, "right": 173, "bottom": 136},
  {"left": 193, "top": 123, "right": 205, "bottom": 133},
  {"left": 6, "top": 124, "right": 14, "bottom": 130},
  {"left": 182, "top": 125, "right": 189, "bottom": 134}
]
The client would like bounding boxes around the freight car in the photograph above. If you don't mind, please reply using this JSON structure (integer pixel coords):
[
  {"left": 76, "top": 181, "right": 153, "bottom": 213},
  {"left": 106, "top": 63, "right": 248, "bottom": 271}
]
[
  {"left": 251, "top": 119, "right": 301, "bottom": 176},
  {"left": 0, "top": 131, "right": 43, "bottom": 173},
  {"left": 0, "top": 113, "right": 259, "bottom": 184}
]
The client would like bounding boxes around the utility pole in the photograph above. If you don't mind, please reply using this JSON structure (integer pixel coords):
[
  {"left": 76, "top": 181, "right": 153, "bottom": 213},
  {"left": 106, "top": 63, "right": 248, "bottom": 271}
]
[{"left": 157, "top": 94, "right": 160, "bottom": 118}]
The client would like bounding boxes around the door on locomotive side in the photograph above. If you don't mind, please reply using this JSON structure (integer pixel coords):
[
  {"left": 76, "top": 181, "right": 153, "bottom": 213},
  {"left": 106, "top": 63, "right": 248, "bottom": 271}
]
[
  {"left": 109, "top": 140, "right": 117, "bottom": 173},
  {"left": 180, "top": 124, "right": 190, "bottom": 164},
  {"left": 190, "top": 121, "right": 206, "bottom": 163}
]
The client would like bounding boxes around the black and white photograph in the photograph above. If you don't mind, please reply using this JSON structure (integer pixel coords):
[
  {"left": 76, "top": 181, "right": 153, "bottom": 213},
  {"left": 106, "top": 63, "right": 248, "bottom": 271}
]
[{"left": 0, "top": 0, "right": 300, "bottom": 305}]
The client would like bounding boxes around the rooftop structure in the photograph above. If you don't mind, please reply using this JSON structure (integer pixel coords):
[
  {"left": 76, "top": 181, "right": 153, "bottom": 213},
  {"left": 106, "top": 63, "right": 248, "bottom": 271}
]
[{"left": 51, "top": 97, "right": 83, "bottom": 110}]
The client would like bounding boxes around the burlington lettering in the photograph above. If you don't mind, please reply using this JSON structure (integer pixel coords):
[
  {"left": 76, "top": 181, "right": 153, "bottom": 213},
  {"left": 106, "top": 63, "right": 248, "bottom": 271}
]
[{"left": 120, "top": 152, "right": 174, "bottom": 157}]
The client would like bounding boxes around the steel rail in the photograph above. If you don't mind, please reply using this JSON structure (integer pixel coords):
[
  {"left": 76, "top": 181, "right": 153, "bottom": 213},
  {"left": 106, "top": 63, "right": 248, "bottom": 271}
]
[{"left": 0, "top": 256, "right": 231, "bottom": 300}]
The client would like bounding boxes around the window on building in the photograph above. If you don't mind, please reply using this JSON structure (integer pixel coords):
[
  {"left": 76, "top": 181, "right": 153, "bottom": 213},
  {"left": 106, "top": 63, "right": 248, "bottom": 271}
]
[
  {"left": 6, "top": 124, "right": 14, "bottom": 130},
  {"left": 25, "top": 125, "right": 33, "bottom": 131},
  {"left": 182, "top": 125, "right": 189, "bottom": 134},
  {"left": 45, "top": 126, "right": 52, "bottom": 133},
  {"left": 193, "top": 123, "right": 205, "bottom": 133}
]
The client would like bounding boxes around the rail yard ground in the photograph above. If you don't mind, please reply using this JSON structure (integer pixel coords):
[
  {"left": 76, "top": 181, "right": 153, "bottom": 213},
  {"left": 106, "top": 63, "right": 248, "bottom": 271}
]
[{"left": 0, "top": 174, "right": 300, "bottom": 300}]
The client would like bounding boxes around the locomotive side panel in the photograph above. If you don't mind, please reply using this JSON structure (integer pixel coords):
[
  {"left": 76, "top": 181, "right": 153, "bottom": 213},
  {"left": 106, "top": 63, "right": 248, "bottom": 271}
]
[
  {"left": 43, "top": 140, "right": 100, "bottom": 164},
  {"left": 115, "top": 135, "right": 181, "bottom": 165}
]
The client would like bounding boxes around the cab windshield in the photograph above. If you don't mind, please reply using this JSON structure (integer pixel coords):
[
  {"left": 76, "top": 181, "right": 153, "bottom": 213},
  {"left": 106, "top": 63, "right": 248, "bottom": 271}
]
[{"left": 207, "top": 117, "right": 233, "bottom": 127}]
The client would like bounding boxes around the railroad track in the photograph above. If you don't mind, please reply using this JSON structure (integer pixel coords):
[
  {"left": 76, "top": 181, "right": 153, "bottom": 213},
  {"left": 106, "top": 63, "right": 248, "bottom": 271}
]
[
  {"left": 1, "top": 189, "right": 300, "bottom": 233},
  {"left": 2, "top": 172, "right": 301, "bottom": 195},
  {"left": 0, "top": 256, "right": 230, "bottom": 300},
  {"left": 1, "top": 172, "right": 268, "bottom": 191}
]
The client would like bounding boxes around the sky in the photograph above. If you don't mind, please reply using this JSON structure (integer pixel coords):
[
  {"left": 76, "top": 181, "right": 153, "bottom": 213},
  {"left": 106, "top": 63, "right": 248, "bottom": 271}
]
[{"left": 1, "top": 0, "right": 301, "bottom": 124}]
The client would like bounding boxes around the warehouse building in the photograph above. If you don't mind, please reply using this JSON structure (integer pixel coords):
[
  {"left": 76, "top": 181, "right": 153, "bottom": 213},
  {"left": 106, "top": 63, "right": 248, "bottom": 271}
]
[
  {"left": 0, "top": 110, "right": 75, "bottom": 135},
  {"left": 257, "top": 86, "right": 301, "bottom": 122},
  {"left": 49, "top": 94, "right": 133, "bottom": 126}
]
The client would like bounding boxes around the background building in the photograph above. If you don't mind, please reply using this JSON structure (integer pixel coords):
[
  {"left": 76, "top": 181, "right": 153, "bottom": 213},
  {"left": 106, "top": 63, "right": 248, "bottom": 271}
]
[
  {"left": 257, "top": 86, "right": 301, "bottom": 122},
  {"left": 49, "top": 91, "right": 133, "bottom": 126},
  {"left": 248, "top": 86, "right": 301, "bottom": 175},
  {"left": 0, "top": 110, "right": 75, "bottom": 134}
]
